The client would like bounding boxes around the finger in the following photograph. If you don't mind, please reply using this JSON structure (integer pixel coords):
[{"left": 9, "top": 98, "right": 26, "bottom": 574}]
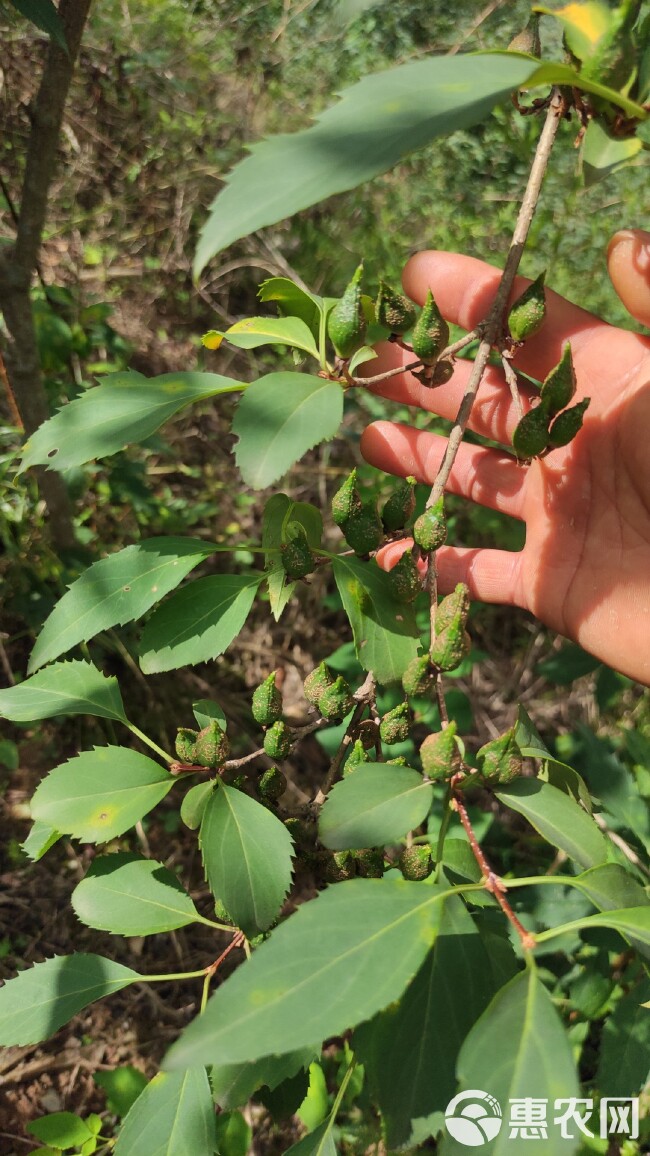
[
  {"left": 363, "top": 341, "right": 537, "bottom": 444},
  {"left": 607, "top": 229, "right": 650, "bottom": 327},
  {"left": 377, "top": 539, "right": 524, "bottom": 608},
  {"left": 402, "top": 251, "right": 606, "bottom": 379},
  {"left": 360, "top": 421, "right": 526, "bottom": 519}
]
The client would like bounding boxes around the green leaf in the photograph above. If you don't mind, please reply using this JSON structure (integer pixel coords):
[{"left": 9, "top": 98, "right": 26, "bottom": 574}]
[
  {"left": 258, "top": 277, "right": 323, "bottom": 339},
  {"left": 192, "top": 700, "right": 228, "bottom": 731},
  {"left": 0, "top": 661, "right": 127, "bottom": 723},
  {"left": 0, "top": 954, "right": 139, "bottom": 1045},
  {"left": 332, "top": 555, "right": 419, "bottom": 685},
  {"left": 356, "top": 895, "right": 515, "bottom": 1149},
  {"left": 263, "top": 494, "right": 323, "bottom": 620},
  {"left": 0, "top": 738, "right": 19, "bottom": 770},
  {"left": 200, "top": 784, "right": 294, "bottom": 937},
  {"left": 139, "top": 573, "right": 261, "bottom": 673},
  {"left": 94, "top": 1066, "right": 148, "bottom": 1119},
  {"left": 444, "top": 968, "right": 579, "bottom": 1156},
  {"left": 222, "top": 316, "right": 319, "bottom": 359},
  {"left": 114, "top": 1068, "right": 216, "bottom": 1156},
  {"left": 214, "top": 1110, "right": 251, "bottom": 1156},
  {"left": 30, "top": 747, "right": 173, "bottom": 842},
  {"left": 573, "top": 863, "right": 650, "bottom": 913},
  {"left": 7, "top": 0, "right": 67, "bottom": 48},
  {"left": 534, "top": 642, "right": 600, "bottom": 685},
  {"left": 193, "top": 52, "right": 646, "bottom": 274},
  {"left": 22, "top": 821, "right": 61, "bottom": 862},
  {"left": 26, "top": 1111, "right": 93, "bottom": 1147},
  {"left": 573, "top": 726, "right": 650, "bottom": 853},
  {"left": 348, "top": 345, "right": 377, "bottom": 374},
  {"left": 319, "top": 764, "right": 433, "bottom": 850},
  {"left": 29, "top": 538, "right": 215, "bottom": 673},
  {"left": 539, "top": 906, "right": 650, "bottom": 949},
  {"left": 71, "top": 853, "right": 201, "bottom": 936},
  {"left": 210, "top": 1048, "right": 317, "bottom": 1111},
  {"left": 181, "top": 781, "right": 215, "bottom": 831},
  {"left": 20, "top": 371, "right": 242, "bottom": 472},
  {"left": 495, "top": 779, "right": 608, "bottom": 869},
  {"left": 515, "top": 707, "right": 592, "bottom": 811},
  {"left": 584, "top": 119, "right": 643, "bottom": 184},
  {"left": 285, "top": 1120, "right": 336, "bottom": 1156},
  {"left": 232, "top": 373, "right": 343, "bottom": 490},
  {"left": 597, "top": 978, "right": 650, "bottom": 1096},
  {"left": 164, "top": 878, "right": 447, "bottom": 1070}
]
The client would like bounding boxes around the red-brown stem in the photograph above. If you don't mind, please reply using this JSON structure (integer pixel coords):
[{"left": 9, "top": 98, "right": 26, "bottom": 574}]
[{"left": 205, "top": 930, "right": 246, "bottom": 978}]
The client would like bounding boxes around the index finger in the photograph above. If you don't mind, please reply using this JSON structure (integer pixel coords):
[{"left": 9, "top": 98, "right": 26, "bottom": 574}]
[{"left": 403, "top": 251, "right": 607, "bottom": 379}]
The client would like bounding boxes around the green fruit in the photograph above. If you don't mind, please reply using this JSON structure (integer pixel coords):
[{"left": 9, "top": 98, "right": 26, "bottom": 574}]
[
  {"left": 436, "top": 583, "right": 470, "bottom": 634},
  {"left": 413, "top": 497, "right": 447, "bottom": 552},
  {"left": 263, "top": 720, "right": 293, "bottom": 760},
  {"left": 327, "top": 264, "right": 366, "bottom": 358},
  {"left": 399, "top": 844, "right": 432, "bottom": 880},
  {"left": 402, "top": 655, "right": 434, "bottom": 698},
  {"left": 379, "top": 701, "right": 410, "bottom": 745},
  {"left": 318, "top": 675, "right": 354, "bottom": 722},
  {"left": 194, "top": 720, "right": 230, "bottom": 768},
  {"left": 410, "top": 290, "right": 449, "bottom": 364},
  {"left": 507, "top": 14, "right": 541, "bottom": 56},
  {"left": 420, "top": 723, "right": 461, "bottom": 781},
  {"left": 508, "top": 272, "right": 546, "bottom": 343},
  {"left": 381, "top": 477, "right": 416, "bottom": 532},
  {"left": 540, "top": 342, "right": 576, "bottom": 418},
  {"left": 214, "top": 898, "right": 233, "bottom": 923},
  {"left": 252, "top": 672, "right": 283, "bottom": 726},
  {"left": 341, "top": 506, "right": 383, "bottom": 555},
  {"left": 430, "top": 624, "right": 470, "bottom": 672},
  {"left": 343, "top": 739, "right": 371, "bottom": 777},
  {"left": 281, "top": 525, "right": 316, "bottom": 579},
  {"left": 548, "top": 397, "right": 590, "bottom": 448},
  {"left": 331, "top": 469, "right": 363, "bottom": 526},
  {"left": 376, "top": 280, "right": 416, "bottom": 335},
  {"left": 325, "top": 850, "right": 356, "bottom": 882},
  {"left": 386, "top": 549, "right": 422, "bottom": 603},
  {"left": 258, "top": 766, "right": 287, "bottom": 801},
  {"left": 175, "top": 727, "right": 198, "bottom": 763},
  {"left": 386, "top": 756, "right": 409, "bottom": 766},
  {"left": 476, "top": 726, "right": 523, "bottom": 785},
  {"left": 353, "top": 847, "right": 384, "bottom": 878},
  {"left": 512, "top": 406, "right": 550, "bottom": 459},
  {"left": 304, "top": 662, "right": 335, "bottom": 706}
]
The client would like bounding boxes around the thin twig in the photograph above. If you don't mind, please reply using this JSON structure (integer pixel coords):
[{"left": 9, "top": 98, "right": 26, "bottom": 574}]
[
  {"left": 311, "top": 672, "right": 376, "bottom": 808},
  {"left": 500, "top": 351, "right": 525, "bottom": 424}
]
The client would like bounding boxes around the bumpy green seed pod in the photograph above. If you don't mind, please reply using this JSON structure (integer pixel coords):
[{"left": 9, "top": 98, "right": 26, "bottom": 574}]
[
  {"left": 194, "top": 720, "right": 230, "bottom": 768},
  {"left": 540, "top": 343, "right": 576, "bottom": 418},
  {"left": 381, "top": 477, "right": 416, "bottom": 532},
  {"left": 376, "top": 280, "right": 417, "bottom": 335},
  {"left": 281, "top": 525, "right": 316, "bottom": 580},
  {"left": 318, "top": 675, "right": 354, "bottom": 722},
  {"left": 436, "top": 583, "right": 470, "bottom": 635},
  {"left": 512, "top": 405, "right": 550, "bottom": 459},
  {"left": 386, "top": 550, "right": 422, "bottom": 603},
  {"left": 327, "top": 264, "right": 366, "bottom": 358},
  {"left": 508, "top": 272, "right": 546, "bottom": 343},
  {"left": 258, "top": 766, "right": 287, "bottom": 802},
  {"left": 343, "top": 739, "right": 371, "bottom": 777},
  {"left": 252, "top": 672, "right": 283, "bottom": 727},
  {"left": 476, "top": 725, "right": 523, "bottom": 785},
  {"left": 175, "top": 727, "right": 198, "bottom": 763},
  {"left": 331, "top": 469, "right": 363, "bottom": 527},
  {"left": 214, "top": 898, "right": 233, "bottom": 924},
  {"left": 284, "top": 816, "right": 313, "bottom": 848},
  {"left": 402, "top": 654, "right": 435, "bottom": 698},
  {"left": 430, "top": 623, "right": 471, "bottom": 672},
  {"left": 386, "top": 756, "right": 409, "bottom": 767},
  {"left": 413, "top": 496, "right": 447, "bottom": 552},
  {"left": 379, "top": 701, "right": 410, "bottom": 745},
  {"left": 399, "top": 844, "right": 432, "bottom": 880},
  {"left": 325, "top": 850, "right": 356, "bottom": 883},
  {"left": 304, "top": 661, "right": 335, "bottom": 706},
  {"left": 341, "top": 506, "right": 383, "bottom": 556},
  {"left": 420, "top": 722, "right": 462, "bottom": 781},
  {"left": 263, "top": 720, "right": 293, "bottom": 760},
  {"left": 353, "top": 847, "right": 384, "bottom": 878},
  {"left": 548, "top": 397, "right": 590, "bottom": 449},
  {"left": 410, "top": 290, "right": 449, "bottom": 365}
]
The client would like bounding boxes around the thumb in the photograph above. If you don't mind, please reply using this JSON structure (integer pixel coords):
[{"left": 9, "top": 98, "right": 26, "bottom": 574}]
[{"left": 606, "top": 228, "right": 650, "bottom": 327}]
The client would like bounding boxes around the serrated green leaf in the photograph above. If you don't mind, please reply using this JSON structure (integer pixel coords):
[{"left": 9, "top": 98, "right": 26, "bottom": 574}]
[
  {"left": 210, "top": 1047, "right": 317, "bottom": 1111},
  {"left": 0, "top": 661, "right": 127, "bottom": 723},
  {"left": 21, "top": 821, "right": 61, "bottom": 862},
  {"left": 29, "top": 538, "right": 215, "bottom": 673},
  {"left": 26, "top": 1111, "right": 93, "bottom": 1147},
  {"left": 232, "top": 373, "right": 343, "bottom": 490},
  {"left": 0, "top": 954, "right": 139, "bottom": 1045},
  {"left": 7, "top": 0, "right": 67, "bottom": 48},
  {"left": 319, "top": 764, "right": 433, "bottom": 850},
  {"left": 597, "top": 978, "right": 650, "bottom": 1096},
  {"left": 114, "top": 1068, "right": 216, "bottom": 1156},
  {"left": 30, "top": 747, "right": 173, "bottom": 842},
  {"left": 164, "top": 878, "right": 447, "bottom": 1070},
  {"left": 181, "top": 781, "right": 215, "bottom": 831},
  {"left": 332, "top": 555, "right": 419, "bottom": 685},
  {"left": 71, "top": 853, "right": 201, "bottom": 936},
  {"left": 20, "top": 371, "right": 243, "bottom": 472},
  {"left": 443, "top": 968, "right": 579, "bottom": 1156},
  {"left": 200, "top": 784, "right": 293, "bottom": 937},
  {"left": 139, "top": 573, "right": 261, "bottom": 673},
  {"left": 223, "top": 316, "right": 319, "bottom": 359},
  {"left": 495, "top": 779, "right": 608, "bottom": 869},
  {"left": 258, "top": 277, "right": 323, "bottom": 339}
]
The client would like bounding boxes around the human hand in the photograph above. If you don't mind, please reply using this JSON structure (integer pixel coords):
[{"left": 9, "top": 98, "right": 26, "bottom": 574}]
[{"left": 360, "top": 231, "right": 650, "bottom": 685}]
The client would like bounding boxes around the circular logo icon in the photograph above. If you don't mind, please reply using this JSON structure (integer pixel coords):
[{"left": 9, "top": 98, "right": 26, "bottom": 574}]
[{"left": 445, "top": 1089, "right": 503, "bottom": 1147}]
